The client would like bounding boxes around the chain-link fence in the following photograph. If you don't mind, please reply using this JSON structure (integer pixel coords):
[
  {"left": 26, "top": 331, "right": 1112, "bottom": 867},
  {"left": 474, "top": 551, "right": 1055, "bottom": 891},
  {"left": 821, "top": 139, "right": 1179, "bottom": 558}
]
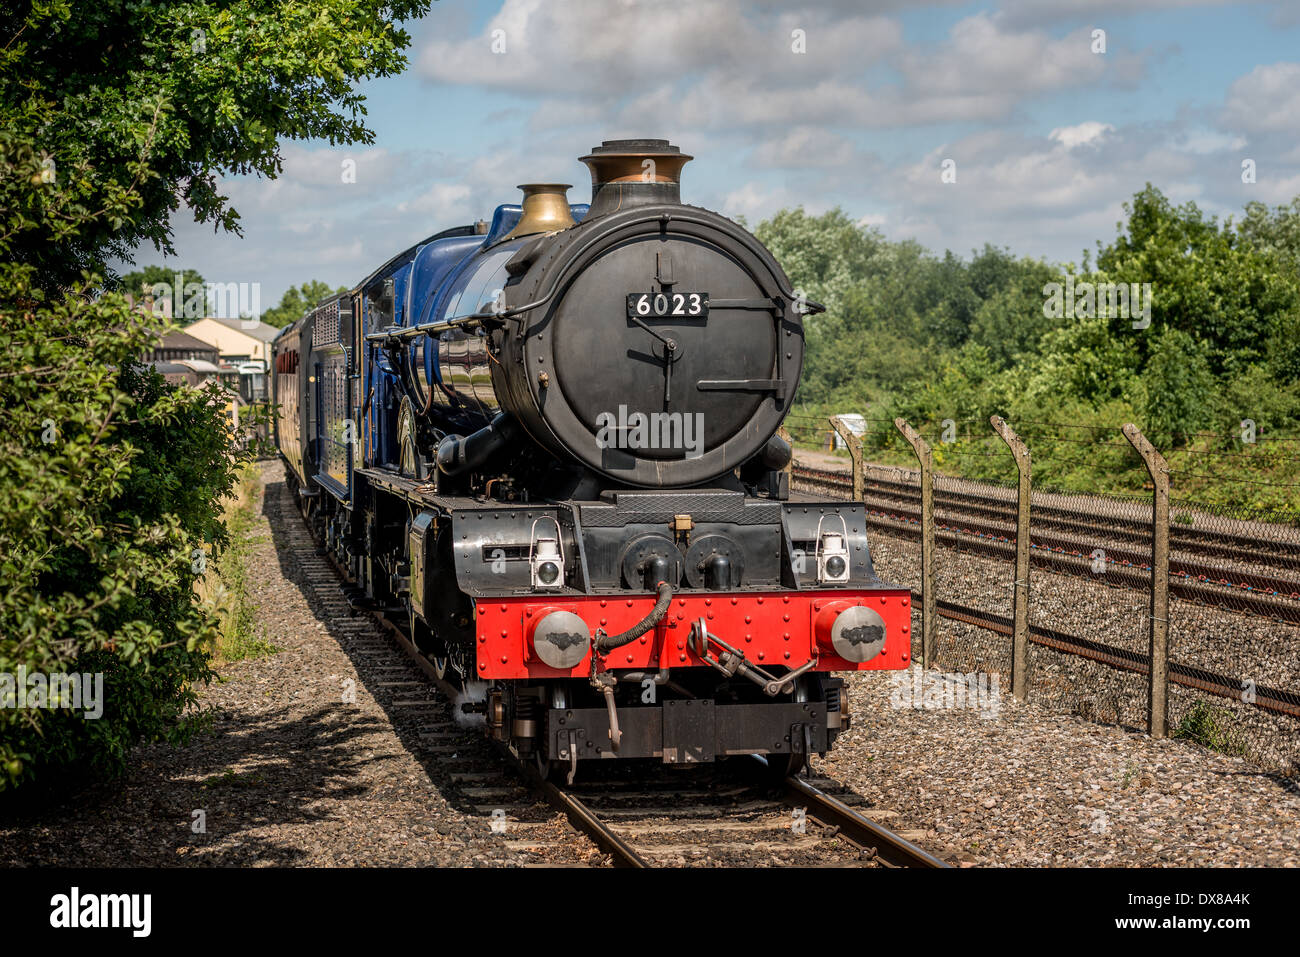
[
  {"left": 1163, "top": 491, "right": 1300, "bottom": 773},
  {"left": 1024, "top": 478, "right": 1153, "bottom": 732},
  {"left": 790, "top": 414, "right": 1300, "bottom": 778}
]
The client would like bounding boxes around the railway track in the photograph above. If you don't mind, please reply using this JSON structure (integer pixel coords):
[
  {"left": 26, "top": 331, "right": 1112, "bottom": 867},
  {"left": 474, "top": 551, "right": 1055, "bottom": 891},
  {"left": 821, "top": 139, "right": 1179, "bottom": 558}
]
[
  {"left": 536, "top": 759, "right": 950, "bottom": 868},
  {"left": 793, "top": 463, "right": 1300, "bottom": 623},
  {"left": 792, "top": 462, "right": 1300, "bottom": 721},
  {"left": 284, "top": 480, "right": 951, "bottom": 869}
]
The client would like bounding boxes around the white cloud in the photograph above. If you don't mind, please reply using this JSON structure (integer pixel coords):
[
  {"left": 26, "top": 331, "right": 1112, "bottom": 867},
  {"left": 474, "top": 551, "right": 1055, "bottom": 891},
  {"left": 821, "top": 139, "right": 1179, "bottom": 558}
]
[
  {"left": 1049, "top": 121, "right": 1115, "bottom": 149},
  {"left": 132, "top": 2, "right": 1300, "bottom": 310},
  {"left": 750, "top": 128, "right": 858, "bottom": 169},
  {"left": 418, "top": 2, "right": 1138, "bottom": 134},
  {"left": 1176, "top": 128, "right": 1247, "bottom": 154},
  {"left": 1221, "top": 62, "right": 1300, "bottom": 134}
]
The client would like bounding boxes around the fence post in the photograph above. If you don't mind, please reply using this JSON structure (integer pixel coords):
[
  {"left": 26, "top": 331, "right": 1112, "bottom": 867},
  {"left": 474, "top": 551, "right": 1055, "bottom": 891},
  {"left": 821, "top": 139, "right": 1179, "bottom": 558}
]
[
  {"left": 895, "top": 419, "right": 935, "bottom": 667},
  {"left": 990, "top": 415, "right": 1031, "bottom": 701},
  {"left": 829, "top": 415, "right": 864, "bottom": 501},
  {"left": 1121, "top": 423, "right": 1170, "bottom": 739}
]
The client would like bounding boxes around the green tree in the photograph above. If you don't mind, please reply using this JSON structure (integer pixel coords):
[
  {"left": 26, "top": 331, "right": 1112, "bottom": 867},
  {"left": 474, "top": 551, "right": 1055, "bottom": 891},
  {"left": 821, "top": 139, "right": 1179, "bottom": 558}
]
[
  {"left": 2, "top": 0, "right": 433, "bottom": 292},
  {"left": 262, "top": 280, "right": 349, "bottom": 328},
  {"left": 0, "top": 0, "right": 434, "bottom": 792},
  {"left": 1094, "top": 185, "right": 1300, "bottom": 378},
  {"left": 117, "top": 265, "right": 206, "bottom": 299},
  {"left": 762, "top": 182, "right": 1300, "bottom": 501},
  {"left": 1239, "top": 197, "right": 1300, "bottom": 265},
  {"left": 1139, "top": 326, "right": 1214, "bottom": 447}
]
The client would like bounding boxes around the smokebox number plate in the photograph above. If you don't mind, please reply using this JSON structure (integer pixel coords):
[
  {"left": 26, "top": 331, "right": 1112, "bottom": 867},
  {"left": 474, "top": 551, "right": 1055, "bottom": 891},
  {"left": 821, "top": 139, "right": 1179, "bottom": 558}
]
[{"left": 627, "top": 291, "right": 709, "bottom": 319}]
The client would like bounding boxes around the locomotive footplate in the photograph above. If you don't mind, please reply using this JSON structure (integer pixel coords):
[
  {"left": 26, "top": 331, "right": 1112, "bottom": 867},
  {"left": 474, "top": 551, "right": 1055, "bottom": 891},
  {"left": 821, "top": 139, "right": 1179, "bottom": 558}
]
[{"left": 548, "top": 700, "right": 828, "bottom": 764}]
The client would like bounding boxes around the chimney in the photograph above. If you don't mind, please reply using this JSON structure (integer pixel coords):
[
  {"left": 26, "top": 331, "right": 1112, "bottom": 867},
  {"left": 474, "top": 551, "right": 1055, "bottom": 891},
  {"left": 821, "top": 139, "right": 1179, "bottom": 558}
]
[
  {"left": 503, "top": 184, "right": 576, "bottom": 240},
  {"left": 579, "top": 139, "right": 693, "bottom": 218}
]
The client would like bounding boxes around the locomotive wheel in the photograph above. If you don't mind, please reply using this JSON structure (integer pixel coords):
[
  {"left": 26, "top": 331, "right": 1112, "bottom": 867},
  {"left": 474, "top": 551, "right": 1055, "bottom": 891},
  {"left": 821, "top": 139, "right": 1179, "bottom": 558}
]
[
  {"left": 535, "top": 752, "right": 567, "bottom": 782},
  {"left": 763, "top": 749, "right": 807, "bottom": 781},
  {"left": 410, "top": 610, "right": 452, "bottom": 682},
  {"left": 431, "top": 653, "right": 449, "bottom": 681}
]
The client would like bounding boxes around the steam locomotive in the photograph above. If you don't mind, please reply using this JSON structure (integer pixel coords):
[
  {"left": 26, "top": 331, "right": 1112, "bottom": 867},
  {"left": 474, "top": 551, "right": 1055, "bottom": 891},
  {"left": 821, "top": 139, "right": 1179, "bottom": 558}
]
[{"left": 272, "top": 139, "right": 910, "bottom": 781}]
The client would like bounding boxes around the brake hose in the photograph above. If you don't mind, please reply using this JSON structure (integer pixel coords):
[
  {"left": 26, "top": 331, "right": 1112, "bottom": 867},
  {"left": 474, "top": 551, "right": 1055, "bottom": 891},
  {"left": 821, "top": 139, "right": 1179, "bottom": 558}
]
[{"left": 594, "top": 580, "right": 674, "bottom": 652}]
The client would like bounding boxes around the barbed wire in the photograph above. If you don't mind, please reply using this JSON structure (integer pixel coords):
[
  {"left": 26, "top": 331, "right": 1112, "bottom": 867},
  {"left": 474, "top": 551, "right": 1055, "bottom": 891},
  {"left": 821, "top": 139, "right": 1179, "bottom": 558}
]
[
  {"left": 790, "top": 412, "right": 1300, "bottom": 444},
  {"left": 1169, "top": 470, "right": 1300, "bottom": 488}
]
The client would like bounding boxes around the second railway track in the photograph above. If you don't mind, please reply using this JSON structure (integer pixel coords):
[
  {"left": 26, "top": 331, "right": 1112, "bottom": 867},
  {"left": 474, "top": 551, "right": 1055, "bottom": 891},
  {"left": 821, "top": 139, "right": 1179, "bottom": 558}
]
[{"left": 793, "top": 463, "right": 1300, "bottom": 621}]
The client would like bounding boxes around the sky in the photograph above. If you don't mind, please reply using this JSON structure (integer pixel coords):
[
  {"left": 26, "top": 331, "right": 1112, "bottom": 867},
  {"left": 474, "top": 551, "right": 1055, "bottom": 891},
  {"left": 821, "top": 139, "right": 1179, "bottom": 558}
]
[{"left": 141, "top": 0, "right": 1300, "bottom": 316}]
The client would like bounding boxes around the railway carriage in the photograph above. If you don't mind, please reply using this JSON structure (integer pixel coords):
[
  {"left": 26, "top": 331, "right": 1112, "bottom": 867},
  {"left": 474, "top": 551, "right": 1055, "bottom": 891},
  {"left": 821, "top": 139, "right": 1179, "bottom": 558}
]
[{"left": 273, "top": 140, "right": 910, "bottom": 781}]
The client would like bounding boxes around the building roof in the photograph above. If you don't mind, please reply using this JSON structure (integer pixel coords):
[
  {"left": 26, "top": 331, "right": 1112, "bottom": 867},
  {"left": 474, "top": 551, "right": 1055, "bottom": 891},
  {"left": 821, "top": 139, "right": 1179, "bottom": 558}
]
[
  {"left": 177, "top": 358, "right": 222, "bottom": 374},
  {"left": 192, "top": 317, "right": 281, "bottom": 343},
  {"left": 158, "top": 331, "right": 220, "bottom": 352}
]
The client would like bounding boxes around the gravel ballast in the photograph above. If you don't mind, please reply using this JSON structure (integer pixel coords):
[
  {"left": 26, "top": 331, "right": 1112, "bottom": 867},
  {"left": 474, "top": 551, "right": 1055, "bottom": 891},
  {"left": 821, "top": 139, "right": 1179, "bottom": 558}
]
[
  {"left": 0, "top": 460, "right": 598, "bottom": 867},
  {"left": 2, "top": 459, "right": 1295, "bottom": 867}
]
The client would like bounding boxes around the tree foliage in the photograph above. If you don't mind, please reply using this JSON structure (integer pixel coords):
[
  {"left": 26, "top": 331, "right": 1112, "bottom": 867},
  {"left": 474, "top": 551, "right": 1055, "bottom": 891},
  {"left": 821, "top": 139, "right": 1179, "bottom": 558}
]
[
  {"left": 1, "top": 0, "right": 433, "bottom": 291},
  {"left": 0, "top": 0, "right": 434, "bottom": 792},
  {"left": 766, "top": 187, "right": 1300, "bottom": 506},
  {"left": 117, "top": 265, "right": 206, "bottom": 299},
  {"left": 262, "top": 280, "right": 349, "bottom": 328}
]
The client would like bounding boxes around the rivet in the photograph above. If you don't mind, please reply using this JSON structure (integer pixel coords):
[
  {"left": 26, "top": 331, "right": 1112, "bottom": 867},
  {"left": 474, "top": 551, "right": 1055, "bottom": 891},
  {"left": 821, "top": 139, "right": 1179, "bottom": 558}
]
[
  {"left": 758, "top": 652, "right": 765, "bottom": 660},
  {"left": 784, "top": 651, "right": 791, "bottom": 659},
  {"left": 679, "top": 653, "right": 686, "bottom": 662},
  {"left": 500, "top": 604, "right": 507, "bottom": 613},
  {"left": 782, "top": 596, "right": 790, "bottom": 604},
  {"left": 730, "top": 598, "right": 738, "bottom": 605},
  {"left": 626, "top": 600, "right": 633, "bottom": 607},
  {"left": 626, "top": 654, "right": 634, "bottom": 663},
  {"left": 600, "top": 618, "right": 607, "bottom": 626},
  {"left": 600, "top": 599, "right": 608, "bottom": 607},
  {"left": 705, "top": 598, "right": 712, "bottom": 606},
  {"left": 707, "top": 611, "right": 714, "bottom": 620},
  {"left": 783, "top": 613, "right": 790, "bottom": 622},
  {"left": 500, "top": 630, "right": 508, "bottom": 637},
  {"left": 757, "top": 597, "right": 764, "bottom": 605},
  {"left": 479, "top": 663, "right": 487, "bottom": 671},
  {"left": 744, "top": 615, "right": 752, "bottom": 624},
  {"left": 500, "top": 656, "right": 508, "bottom": 664}
]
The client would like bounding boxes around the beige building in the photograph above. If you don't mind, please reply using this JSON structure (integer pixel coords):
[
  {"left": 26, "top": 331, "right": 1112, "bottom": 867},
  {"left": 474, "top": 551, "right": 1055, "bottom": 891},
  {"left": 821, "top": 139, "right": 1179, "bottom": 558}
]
[{"left": 184, "top": 317, "right": 280, "bottom": 367}]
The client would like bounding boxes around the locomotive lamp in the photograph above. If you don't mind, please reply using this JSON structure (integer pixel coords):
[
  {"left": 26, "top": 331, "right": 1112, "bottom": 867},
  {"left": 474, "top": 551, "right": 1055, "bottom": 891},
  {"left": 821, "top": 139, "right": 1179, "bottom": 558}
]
[
  {"left": 817, "top": 532, "right": 850, "bottom": 583},
  {"left": 531, "top": 536, "right": 564, "bottom": 589}
]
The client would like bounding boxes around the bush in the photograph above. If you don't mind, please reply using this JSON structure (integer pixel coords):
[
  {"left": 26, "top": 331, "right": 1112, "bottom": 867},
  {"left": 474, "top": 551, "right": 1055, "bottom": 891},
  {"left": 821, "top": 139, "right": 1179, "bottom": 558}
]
[{"left": 0, "top": 272, "right": 243, "bottom": 791}]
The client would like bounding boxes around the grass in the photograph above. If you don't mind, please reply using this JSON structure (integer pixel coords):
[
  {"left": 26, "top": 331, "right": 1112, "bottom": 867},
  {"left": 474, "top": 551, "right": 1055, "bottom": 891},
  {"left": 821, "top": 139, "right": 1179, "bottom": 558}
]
[
  {"left": 1172, "top": 698, "right": 1246, "bottom": 756},
  {"left": 196, "top": 463, "right": 278, "bottom": 665}
]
